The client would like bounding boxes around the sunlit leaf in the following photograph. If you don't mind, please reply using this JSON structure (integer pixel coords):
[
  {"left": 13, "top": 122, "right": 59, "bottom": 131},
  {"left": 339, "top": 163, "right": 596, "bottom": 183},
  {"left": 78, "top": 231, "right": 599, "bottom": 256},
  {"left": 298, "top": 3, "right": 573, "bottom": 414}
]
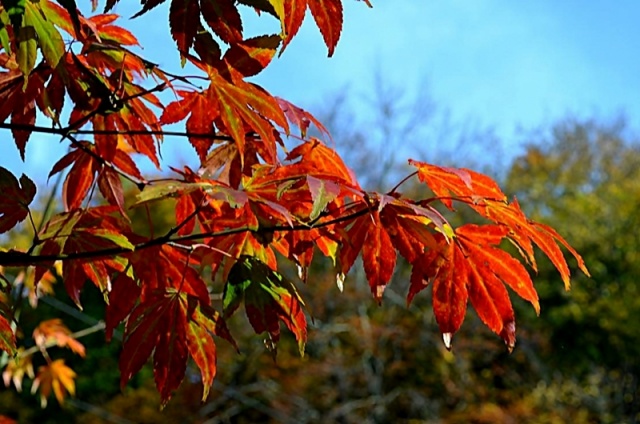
[
  {"left": 31, "top": 359, "right": 76, "bottom": 407},
  {"left": 0, "top": 315, "right": 16, "bottom": 356}
]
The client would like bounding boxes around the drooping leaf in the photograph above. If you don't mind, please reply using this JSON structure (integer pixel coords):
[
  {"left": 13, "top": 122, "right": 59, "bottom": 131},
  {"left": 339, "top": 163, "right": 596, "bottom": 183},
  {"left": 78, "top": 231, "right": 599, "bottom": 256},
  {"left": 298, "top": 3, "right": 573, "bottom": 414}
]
[
  {"left": 2, "top": 352, "right": 34, "bottom": 391},
  {"left": 152, "top": 295, "right": 188, "bottom": 407},
  {"left": 10, "top": 94, "right": 36, "bottom": 154},
  {"left": 277, "top": 97, "right": 330, "bottom": 139},
  {"left": 0, "top": 66, "right": 50, "bottom": 156},
  {"left": 200, "top": 0, "right": 242, "bottom": 44},
  {"left": 169, "top": 0, "right": 199, "bottom": 53},
  {"left": 223, "top": 256, "right": 307, "bottom": 355},
  {"left": 33, "top": 319, "right": 86, "bottom": 357},
  {"left": 0, "top": 315, "right": 16, "bottom": 356},
  {"left": 361, "top": 210, "right": 396, "bottom": 302},
  {"left": 185, "top": 315, "right": 216, "bottom": 399},
  {"left": 336, "top": 209, "right": 370, "bottom": 282},
  {"left": 16, "top": 24, "right": 37, "bottom": 77},
  {"left": 407, "top": 224, "right": 541, "bottom": 351},
  {"left": 458, "top": 224, "right": 540, "bottom": 315},
  {"left": 281, "top": 0, "right": 306, "bottom": 52},
  {"left": 24, "top": 0, "right": 65, "bottom": 68},
  {"left": 97, "top": 167, "right": 126, "bottom": 217},
  {"left": 53, "top": 146, "right": 100, "bottom": 211},
  {"left": 105, "top": 273, "right": 140, "bottom": 341},
  {"left": 0, "top": 167, "right": 36, "bottom": 234},
  {"left": 409, "top": 159, "right": 588, "bottom": 293},
  {"left": 307, "top": 0, "right": 343, "bottom": 57},
  {"left": 31, "top": 359, "right": 76, "bottom": 408},
  {"left": 482, "top": 199, "right": 588, "bottom": 290},
  {"left": 119, "top": 291, "right": 173, "bottom": 390},
  {"left": 183, "top": 294, "right": 236, "bottom": 400},
  {"left": 430, "top": 241, "right": 467, "bottom": 348}
]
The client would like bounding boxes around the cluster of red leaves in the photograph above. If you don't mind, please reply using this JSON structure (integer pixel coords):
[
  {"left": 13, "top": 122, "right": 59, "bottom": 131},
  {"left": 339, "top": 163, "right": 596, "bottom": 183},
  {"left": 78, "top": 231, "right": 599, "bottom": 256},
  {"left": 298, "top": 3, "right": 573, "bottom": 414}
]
[{"left": 0, "top": 0, "right": 588, "bottom": 408}]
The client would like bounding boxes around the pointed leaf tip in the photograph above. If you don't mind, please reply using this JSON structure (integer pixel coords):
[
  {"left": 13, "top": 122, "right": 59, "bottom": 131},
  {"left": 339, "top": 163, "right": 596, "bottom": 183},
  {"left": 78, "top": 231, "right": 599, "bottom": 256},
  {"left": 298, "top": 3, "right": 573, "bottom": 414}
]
[
  {"left": 501, "top": 320, "right": 516, "bottom": 353},
  {"left": 336, "top": 273, "right": 344, "bottom": 292},
  {"left": 442, "top": 332, "right": 452, "bottom": 350}
]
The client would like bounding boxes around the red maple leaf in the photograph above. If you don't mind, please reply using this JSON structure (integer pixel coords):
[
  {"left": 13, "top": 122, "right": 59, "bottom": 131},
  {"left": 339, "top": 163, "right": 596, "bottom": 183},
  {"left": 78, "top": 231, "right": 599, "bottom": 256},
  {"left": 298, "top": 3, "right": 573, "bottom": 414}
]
[{"left": 0, "top": 167, "right": 36, "bottom": 234}]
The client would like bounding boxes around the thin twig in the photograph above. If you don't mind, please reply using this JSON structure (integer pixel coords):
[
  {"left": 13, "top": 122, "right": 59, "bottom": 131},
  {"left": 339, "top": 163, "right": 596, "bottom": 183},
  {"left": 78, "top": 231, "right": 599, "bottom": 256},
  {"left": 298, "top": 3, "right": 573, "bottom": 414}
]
[
  {"left": 0, "top": 122, "right": 234, "bottom": 142},
  {"left": 164, "top": 198, "right": 207, "bottom": 238},
  {"left": 388, "top": 171, "right": 418, "bottom": 195},
  {"left": 65, "top": 133, "right": 148, "bottom": 189},
  {"left": 18, "top": 321, "right": 106, "bottom": 359},
  {"left": 0, "top": 207, "right": 371, "bottom": 266}
]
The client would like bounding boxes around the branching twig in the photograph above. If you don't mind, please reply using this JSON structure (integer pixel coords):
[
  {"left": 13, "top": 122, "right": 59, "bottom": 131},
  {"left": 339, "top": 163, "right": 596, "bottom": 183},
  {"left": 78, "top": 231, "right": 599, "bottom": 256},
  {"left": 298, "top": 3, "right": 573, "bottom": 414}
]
[
  {"left": 0, "top": 207, "right": 371, "bottom": 266},
  {"left": 18, "top": 321, "right": 106, "bottom": 359},
  {"left": 65, "top": 133, "right": 148, "bottom": 190},
  {"left": 0, "top": 122, "right": 234, "bottom": 142}
]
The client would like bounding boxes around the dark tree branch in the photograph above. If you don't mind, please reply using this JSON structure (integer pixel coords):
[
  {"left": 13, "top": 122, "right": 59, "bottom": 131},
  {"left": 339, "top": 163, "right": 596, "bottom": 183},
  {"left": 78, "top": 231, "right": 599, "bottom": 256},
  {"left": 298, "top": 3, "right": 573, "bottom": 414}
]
[
  {"left": 0, "top": 206, "right": 371, "bottom": 267},
  {"left": 0, "top": 122, "right": 235, "bottom": 142}
]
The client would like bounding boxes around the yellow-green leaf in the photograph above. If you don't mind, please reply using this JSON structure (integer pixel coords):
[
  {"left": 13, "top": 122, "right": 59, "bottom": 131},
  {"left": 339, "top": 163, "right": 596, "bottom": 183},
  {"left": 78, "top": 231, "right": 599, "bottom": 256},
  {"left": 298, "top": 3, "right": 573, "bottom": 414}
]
[{"left": 25, "top": 0, "right": 65, "bottom": 68}]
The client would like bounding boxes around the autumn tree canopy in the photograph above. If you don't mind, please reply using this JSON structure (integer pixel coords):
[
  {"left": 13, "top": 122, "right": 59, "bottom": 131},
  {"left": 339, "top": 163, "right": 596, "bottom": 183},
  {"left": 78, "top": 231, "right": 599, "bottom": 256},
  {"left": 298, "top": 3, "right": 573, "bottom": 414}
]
[{"left": 0, "top": 0, "right": 588, "bottom": 408}]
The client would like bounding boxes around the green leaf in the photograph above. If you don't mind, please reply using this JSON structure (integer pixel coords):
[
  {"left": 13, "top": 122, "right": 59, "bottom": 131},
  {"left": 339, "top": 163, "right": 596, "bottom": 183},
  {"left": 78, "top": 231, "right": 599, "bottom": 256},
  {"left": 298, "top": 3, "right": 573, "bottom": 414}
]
[
  {"left": 0, "top": 271, "right": 11, "bottom": 293},
  {"left": 307, "top": 176, "right": 339, "bottom": 221},
  {"left": 38, "top": 209, "right": 83, "bottom": 241},
  {"left": 223, "top": 256, "right": 307, "bottom": 355},
  {"left": 25, "top": 0, "right": 65, "bottom": 68},
  {"left": 0, "top": 0, "right": 25, "bottom": 30},
  {"left": 135, "top": 181, "right": 201, "bottom": 205},
  {"left": 16, "top": 24, "right": 36, "bottom": 77},
  {"left": 266, "top": 0, "right": 284, "bottom": 34},
  {"left": 84, "top": 228, "right": 135, "bottom": 250},
  {"left": 135, "top": 181, "right": 248, "bottom": 208},
  {"left": 0, "top": 11, "right": 12, "bottom": 53},
  {"left": 222, "top": 261, "right": 252, "bottom": 317}
]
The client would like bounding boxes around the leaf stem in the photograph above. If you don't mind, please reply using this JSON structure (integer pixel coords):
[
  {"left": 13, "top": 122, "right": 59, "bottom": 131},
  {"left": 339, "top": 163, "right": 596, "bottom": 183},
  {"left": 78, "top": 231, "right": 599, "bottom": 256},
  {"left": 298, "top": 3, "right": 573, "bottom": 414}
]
[
  {"left": 0, "top": 122, "right": 233, "bottom": 142},
  {"left": 388, "top": 171, "right": 418, "bottom": 195}
]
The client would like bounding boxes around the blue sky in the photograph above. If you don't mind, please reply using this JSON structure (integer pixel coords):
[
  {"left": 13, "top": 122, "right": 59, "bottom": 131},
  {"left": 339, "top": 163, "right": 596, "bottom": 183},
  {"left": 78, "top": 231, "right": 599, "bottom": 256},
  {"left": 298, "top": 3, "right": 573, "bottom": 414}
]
[{"left": 2, "top": 1, "right": 639, "bottom": 181}]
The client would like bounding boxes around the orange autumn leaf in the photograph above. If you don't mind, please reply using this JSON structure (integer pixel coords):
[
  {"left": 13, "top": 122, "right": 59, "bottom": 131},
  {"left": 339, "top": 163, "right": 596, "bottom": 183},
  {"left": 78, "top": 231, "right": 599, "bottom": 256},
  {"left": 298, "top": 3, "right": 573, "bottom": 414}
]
[
  {"left": 33, "top": 319, "right": 86, "bottom": 357},
  {"left": 0, "top": 0, "right": 590, "bottom": 408},
  {"left": 31, "top": 360, "right": 77, "bottom": 408},
  {"left": 2, "top": 351, "right": 35, "bottom": 392}
]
